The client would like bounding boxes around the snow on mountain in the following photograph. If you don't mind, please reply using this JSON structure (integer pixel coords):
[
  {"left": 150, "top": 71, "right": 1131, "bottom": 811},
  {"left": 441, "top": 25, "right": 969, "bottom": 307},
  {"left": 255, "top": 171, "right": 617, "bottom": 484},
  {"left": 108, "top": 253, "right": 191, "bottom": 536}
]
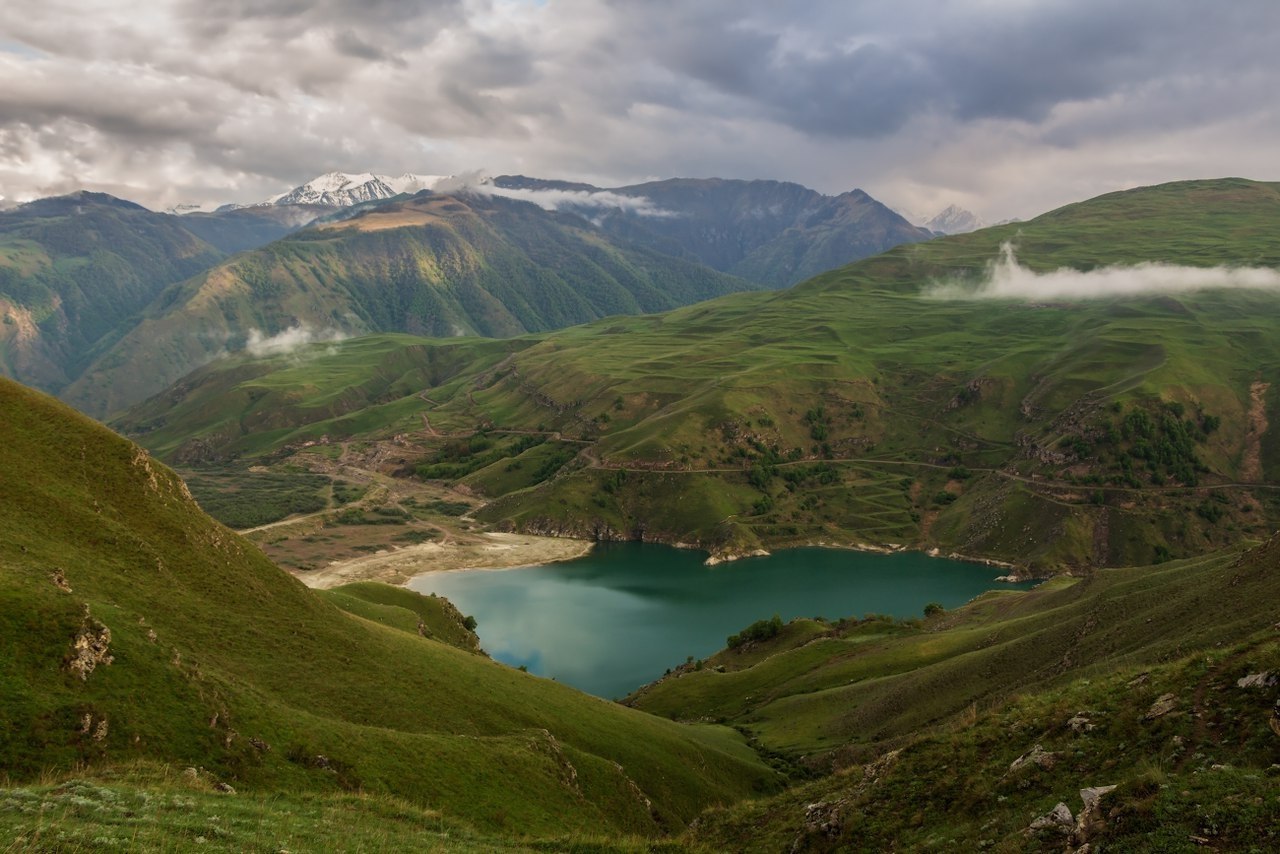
[
  {"left": 919, "top": 204, "right": 985, "bottom": 235},
  {"left": 384, "top": 173, "right": 447, "bottom": 194},
  {"left": 264, "top": 172, "right": 447, "bottom": 207},
  {"left": 165, "top": 202, "right": 223, "bottom": 215}
]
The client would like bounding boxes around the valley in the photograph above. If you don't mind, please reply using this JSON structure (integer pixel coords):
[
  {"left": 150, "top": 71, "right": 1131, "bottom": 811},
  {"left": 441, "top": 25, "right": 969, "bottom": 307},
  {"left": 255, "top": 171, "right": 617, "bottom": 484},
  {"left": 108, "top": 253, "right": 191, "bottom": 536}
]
[{"left": 4, "top": 176, "right": 1280, "bottom": 852}]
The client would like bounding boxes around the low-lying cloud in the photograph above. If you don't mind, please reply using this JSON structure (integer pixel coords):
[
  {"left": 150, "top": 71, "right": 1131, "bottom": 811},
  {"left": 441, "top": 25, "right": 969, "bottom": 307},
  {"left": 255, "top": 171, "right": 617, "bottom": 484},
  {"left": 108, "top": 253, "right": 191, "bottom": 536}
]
[
  {"left": 434, "top": 171, "right": 674, "bottom": 218},
  {"left": 926, "top": 242, "right": 1280, "bottom": 300},
  {"left": 244, "top": 322, "right": 348, "bottom": 357}
]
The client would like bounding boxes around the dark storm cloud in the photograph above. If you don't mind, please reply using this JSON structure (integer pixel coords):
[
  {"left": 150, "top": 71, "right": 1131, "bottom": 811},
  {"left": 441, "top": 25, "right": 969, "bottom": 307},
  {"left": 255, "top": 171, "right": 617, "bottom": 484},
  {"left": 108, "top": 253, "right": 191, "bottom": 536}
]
[{"left": 0, "top": 0, "right": 1275, "bottom": 219}]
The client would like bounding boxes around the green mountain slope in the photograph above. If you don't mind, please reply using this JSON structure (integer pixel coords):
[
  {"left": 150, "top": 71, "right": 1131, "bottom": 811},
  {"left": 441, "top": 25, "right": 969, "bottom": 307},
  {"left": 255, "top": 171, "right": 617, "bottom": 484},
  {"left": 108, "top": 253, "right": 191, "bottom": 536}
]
[
  {"left": 67, "top": 191, "right": 759, "bottom": 418},
  {"left": 0, "top": 193, "right": 225, "bottom": 394},
  {"left": 660, "top": 539, "right": 1280, "bottom": 851},
  {"left": 122, "top": 178, "right": 1280, "bottom": 571},
  {"left": 494, "top": 175, "right": 935, "bottom": 286},
  {"left": 0, "top": 377, "right": 779, "bottom": 839},
  {"left": 0, "top": 193, "right": 328, "bottom": 404}
]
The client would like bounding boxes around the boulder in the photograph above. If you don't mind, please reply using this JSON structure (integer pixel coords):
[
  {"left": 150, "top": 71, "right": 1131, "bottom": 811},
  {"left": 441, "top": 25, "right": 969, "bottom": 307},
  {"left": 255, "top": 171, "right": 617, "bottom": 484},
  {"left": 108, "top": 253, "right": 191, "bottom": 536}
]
[
  {"left": 1029, "top": 802, "right": 1074, "bottom": 834},
  {"left": 1143, "top": 693, "right": 1178, "bottom": 720},
  {"left": 1009, "top": 744, "right": 1057, "bottom": 773}
]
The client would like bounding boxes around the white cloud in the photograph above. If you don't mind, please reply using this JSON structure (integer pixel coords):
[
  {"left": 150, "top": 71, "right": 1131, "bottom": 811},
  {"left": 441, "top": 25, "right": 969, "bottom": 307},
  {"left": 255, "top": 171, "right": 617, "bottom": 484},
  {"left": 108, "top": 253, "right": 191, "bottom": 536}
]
[
  {"left": 0, "top": 1, "right": 1277, "bottom": 219},
  {"left": 926, "top": 242, "right": 1280, "bottom": 301},
  {"left": 244, "top": 323, "right": 348, "bottom": 357},
  {"left": 431, "top": 171, "right": 674, "bottom": 216}
]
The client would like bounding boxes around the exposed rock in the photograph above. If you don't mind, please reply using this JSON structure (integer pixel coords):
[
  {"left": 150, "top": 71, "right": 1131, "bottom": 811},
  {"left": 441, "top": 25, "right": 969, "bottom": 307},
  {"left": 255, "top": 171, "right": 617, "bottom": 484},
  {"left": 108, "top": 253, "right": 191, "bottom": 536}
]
[
  {"left": 66, "top": 605, "right": 113, "bottom": 680},
  {"left": 213, "top": 782, "right": 236, "bottom": 794},
  {"left": 1029, "top": 802, "right": 1074, "bottom": 834},
  {"left": 1144, "top": 693, "right": 1178, "bottom": 721},
  {"left": 1068, "top": 712, "right": 1098, "bottom": 734},
  {"left": 249, "top": 737, "right": 271, "bottom": 752},
  {"left": 1009, "top": 744, "right": 1057, "bottom": 773},
  {"left": 1073, "top": 785, "right": 1117, "bottom": 844},
  {"left": 1127, "top": 672, "right": 1150, "bottom": 688},
  {"left": 1236, "top": 672, "right": 1277, "bottom": 689},
  {"left": 799, "top": 800, "right": 845, "bottom": 844},
  {"left": 92, "top": 718, "right": 109, "bottom": 742},
  {"left": 146, "top": 628, "right": 158, "bottom": 643},
  {"left": 50, "top": 568, "right": 72, "bottom": 593}
]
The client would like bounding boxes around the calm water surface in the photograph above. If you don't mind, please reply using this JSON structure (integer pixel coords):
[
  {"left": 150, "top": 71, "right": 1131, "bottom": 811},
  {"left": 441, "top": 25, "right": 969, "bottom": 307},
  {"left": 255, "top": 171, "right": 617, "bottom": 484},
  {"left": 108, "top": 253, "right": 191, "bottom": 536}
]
[{"left": 408, "top": 542, "right": 1035, "bottom": 699}]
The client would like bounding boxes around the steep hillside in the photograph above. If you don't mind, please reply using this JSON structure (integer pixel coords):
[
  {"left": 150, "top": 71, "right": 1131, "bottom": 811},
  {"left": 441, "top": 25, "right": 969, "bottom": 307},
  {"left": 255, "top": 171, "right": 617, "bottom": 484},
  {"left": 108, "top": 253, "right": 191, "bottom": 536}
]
[
  {"left": 0, "top": 193, "right": 327, "bottom": 402},
  {"left": 122, "top": 179, "right": 1280, "bottom": 572},
  {"left": 67, "top": 192, "right": 757, "bottom": 418},
  {"left": 0, "top": 377, "right": 779, "bottom": 839},
  {"left": 658, "top": 539, "right": 1280, "bottom": 851},
  {"left": 0, "top": 193, "right": 225, "bottom": 394},
  {"left": 493, "top": 175, "right": 935, "bottom": 286}
]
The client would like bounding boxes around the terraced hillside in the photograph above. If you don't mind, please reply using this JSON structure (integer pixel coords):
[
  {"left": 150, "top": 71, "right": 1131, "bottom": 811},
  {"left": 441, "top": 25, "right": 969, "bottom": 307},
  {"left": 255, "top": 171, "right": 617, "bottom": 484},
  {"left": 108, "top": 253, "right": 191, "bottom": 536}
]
[{"left": 121, "top": 179, "right": 1280, "bottom": 571}]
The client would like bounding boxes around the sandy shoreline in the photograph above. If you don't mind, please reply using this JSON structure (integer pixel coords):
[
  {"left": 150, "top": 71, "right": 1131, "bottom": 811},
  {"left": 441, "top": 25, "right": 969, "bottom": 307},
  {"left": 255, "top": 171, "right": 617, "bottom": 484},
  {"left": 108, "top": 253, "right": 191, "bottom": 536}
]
[{"left": 292, "top": 532, "right": 595, "bottom": 589}]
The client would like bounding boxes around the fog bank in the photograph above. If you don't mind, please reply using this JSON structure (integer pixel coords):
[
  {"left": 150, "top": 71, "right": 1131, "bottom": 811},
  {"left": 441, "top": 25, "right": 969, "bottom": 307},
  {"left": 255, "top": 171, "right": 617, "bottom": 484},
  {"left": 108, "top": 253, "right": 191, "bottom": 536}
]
[{"left": 926, "top": 243, "right": 1280, "bottom": 300}]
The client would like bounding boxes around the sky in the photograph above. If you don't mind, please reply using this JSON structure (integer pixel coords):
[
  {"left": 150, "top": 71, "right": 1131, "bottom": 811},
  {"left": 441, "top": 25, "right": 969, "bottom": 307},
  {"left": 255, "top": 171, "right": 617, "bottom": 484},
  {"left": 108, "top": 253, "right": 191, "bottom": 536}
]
[{"left": 0, "top": 0, "right": 1277, "bottom": 221}]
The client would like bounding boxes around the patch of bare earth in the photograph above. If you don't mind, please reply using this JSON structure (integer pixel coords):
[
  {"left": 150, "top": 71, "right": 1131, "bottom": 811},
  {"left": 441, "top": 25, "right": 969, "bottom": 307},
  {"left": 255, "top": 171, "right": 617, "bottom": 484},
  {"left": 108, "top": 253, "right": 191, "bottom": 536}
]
[
  {"left": 295, "top": 532, "right": 594, "bottom": 589},
  {"left": 1242, "top": 381, "right": 1269, "bottom": 482}
]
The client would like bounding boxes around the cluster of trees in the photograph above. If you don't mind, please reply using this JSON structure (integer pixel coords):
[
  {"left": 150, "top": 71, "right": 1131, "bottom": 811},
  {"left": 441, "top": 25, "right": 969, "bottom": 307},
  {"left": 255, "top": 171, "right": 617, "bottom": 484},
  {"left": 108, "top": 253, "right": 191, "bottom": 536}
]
[{"left": 727, "top": 614, "right": 783, "bottom": 649}]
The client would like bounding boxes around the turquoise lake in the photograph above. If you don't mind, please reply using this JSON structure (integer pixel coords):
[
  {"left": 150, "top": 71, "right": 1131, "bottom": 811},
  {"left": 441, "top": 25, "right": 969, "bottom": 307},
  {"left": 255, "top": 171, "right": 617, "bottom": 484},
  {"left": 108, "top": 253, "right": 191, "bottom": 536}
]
[{"left": 407, "top": 542, "right": 1036, "bottom": 699}]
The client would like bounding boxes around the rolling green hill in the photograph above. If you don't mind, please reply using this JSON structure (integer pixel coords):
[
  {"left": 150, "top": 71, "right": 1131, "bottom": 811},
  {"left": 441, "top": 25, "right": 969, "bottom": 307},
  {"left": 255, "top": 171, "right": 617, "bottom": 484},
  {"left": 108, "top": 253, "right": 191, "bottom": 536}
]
[
  {"left": 0, "top": 376, "right": 779, "bottom": 842},
  {"left": 121, "top": 178, "right": 1280, "bottom": 571},
  {"left": 67, "top": 191, "right": 760, "bottom": 418},
  {"left": 644, "top": 538, "right": 1280, "bottom": 851}
]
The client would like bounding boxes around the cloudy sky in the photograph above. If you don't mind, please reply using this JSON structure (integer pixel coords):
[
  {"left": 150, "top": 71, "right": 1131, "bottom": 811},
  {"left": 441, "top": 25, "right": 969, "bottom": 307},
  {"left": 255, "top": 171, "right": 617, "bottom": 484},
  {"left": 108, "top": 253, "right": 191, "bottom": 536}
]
[{"left": 1, "top": 0, "right": 1276, "bottom": 220}]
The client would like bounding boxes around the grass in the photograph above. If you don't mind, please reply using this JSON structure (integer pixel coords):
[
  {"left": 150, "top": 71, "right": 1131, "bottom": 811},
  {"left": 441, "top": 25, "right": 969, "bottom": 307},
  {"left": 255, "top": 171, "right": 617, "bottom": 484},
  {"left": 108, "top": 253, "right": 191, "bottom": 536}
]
[
  {"left": 0, "top": 762, "right": 703, "bottom": 852},
  {"left": 0, "top": 377, "right": 781, "bottom": 841},
  {"left": 120, "top": 179, "right": 1280, "bottom": 570}
]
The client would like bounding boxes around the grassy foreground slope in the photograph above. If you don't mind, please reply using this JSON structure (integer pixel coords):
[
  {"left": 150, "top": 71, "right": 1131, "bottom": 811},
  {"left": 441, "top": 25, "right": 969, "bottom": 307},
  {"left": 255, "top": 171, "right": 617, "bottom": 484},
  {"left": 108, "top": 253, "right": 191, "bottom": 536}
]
[
  {"left": 122, "top": 178, "right": 1280, "bottom": 571},
  {"left": 0, "top": 377, "right": 778, "bottom": 841},
  {"left": 633, "top": 538, "right": 1280, "bottom": 851}
]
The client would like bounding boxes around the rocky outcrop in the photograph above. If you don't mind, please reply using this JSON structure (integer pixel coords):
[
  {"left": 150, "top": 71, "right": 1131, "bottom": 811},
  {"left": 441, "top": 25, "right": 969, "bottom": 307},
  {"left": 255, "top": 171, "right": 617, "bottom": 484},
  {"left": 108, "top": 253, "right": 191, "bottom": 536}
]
[
  {"left": 66, "top": 605, "right": 113, "bottom": 680},
  {"left": 1143, "top": 692, "right": 1178, "bottom": 720}
]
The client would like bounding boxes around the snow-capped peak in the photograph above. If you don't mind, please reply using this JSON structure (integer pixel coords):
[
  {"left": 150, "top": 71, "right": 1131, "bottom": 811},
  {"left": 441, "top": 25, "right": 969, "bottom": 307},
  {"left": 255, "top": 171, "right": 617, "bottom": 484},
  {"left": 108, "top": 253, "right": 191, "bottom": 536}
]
[
  {"left": 263, "top": 172, "right": 449, "bottom": 208},
  {"left": 919, "top": 204, "right": 984, "bottom": 235}
]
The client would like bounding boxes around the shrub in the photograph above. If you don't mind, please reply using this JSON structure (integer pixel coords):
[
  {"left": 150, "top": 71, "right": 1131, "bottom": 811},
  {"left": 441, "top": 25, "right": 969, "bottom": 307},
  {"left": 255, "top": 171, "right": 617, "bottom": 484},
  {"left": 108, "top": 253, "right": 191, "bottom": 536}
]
[{"left": 727, "top": 614, "right": 784, "bottom": 649}]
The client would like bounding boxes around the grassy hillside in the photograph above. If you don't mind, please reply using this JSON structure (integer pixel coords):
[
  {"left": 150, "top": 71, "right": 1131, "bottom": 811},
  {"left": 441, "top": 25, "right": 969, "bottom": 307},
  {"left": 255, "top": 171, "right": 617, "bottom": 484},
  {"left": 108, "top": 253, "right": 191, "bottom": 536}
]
[
  {"left": 123, "top": 178, "right": 1280, "bottom": 571},
  {"left": 66, "top": 192, "right": 759, "bottom": 418},
  {"left": 0, "top": 193, "right": 225, "bottom": 394},
  {"left": 634, "top": 535, "right": 1280, "bottom": 851},
  {"left": 0, "top": 377, "right": 779, "bottom": 840}
]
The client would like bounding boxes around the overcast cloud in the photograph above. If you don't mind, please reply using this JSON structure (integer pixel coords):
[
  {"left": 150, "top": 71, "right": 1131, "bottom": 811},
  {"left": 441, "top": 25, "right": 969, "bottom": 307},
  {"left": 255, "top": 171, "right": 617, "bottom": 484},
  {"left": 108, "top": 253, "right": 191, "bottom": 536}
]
[{"left": 0, "top": 0, "right": 1276, "bottom": 220}]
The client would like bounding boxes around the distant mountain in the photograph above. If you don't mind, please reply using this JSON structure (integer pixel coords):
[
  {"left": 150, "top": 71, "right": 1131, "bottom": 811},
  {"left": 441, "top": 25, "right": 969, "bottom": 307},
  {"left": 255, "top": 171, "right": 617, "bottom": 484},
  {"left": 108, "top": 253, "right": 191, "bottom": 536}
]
[
  {"left": 64, "top": 191, "right": 760, "bottom": 417},
  {"left": 0, "top": 192, "right": 225, "bottom": 394},
  {"left": 265, "top": 171, "right": 445, "bottom": 207},
  {"left": 0, "top": 192, "right": 328, "bottom": 399},
  {"left": 919, "top": 203, "right": 985, "bottom": 234},
  {"left": 493, "top": 175, "right": 935, "bottom": 286},
  {"left": 176, "top": 203, "right": 335, "bottom": 254}
]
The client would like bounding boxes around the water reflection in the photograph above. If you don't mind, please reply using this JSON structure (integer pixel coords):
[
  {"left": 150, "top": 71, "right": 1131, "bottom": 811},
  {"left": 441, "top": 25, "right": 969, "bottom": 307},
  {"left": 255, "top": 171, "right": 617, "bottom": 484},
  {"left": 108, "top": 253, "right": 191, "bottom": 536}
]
[{"left": 408, "top": 542, "right": 1034, "bottom": 699}]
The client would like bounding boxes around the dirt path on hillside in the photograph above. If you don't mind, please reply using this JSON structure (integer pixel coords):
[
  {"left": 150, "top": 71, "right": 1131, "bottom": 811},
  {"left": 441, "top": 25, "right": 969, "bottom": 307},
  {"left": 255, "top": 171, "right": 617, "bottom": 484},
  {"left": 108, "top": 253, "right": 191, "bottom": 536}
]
[
  {"left": 1242, "top": 381, "right": 1269, "bottom": 482},
  {"left": 293, "top": 532, "right": 594, "bottom": 589}
]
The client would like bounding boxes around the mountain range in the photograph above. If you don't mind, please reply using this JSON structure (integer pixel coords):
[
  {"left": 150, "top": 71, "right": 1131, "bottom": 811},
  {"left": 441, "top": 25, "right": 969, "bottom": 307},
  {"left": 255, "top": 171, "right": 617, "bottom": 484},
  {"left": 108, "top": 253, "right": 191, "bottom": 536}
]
[
  {"left": 0, "top": 173, "right": 933, "bottom": 418},
  {"left": 4, "top": 174, "right": 1280, "bottom": 845},
  {"left": 118, "top": 178, "right": 1280, "bottom": 573}
]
